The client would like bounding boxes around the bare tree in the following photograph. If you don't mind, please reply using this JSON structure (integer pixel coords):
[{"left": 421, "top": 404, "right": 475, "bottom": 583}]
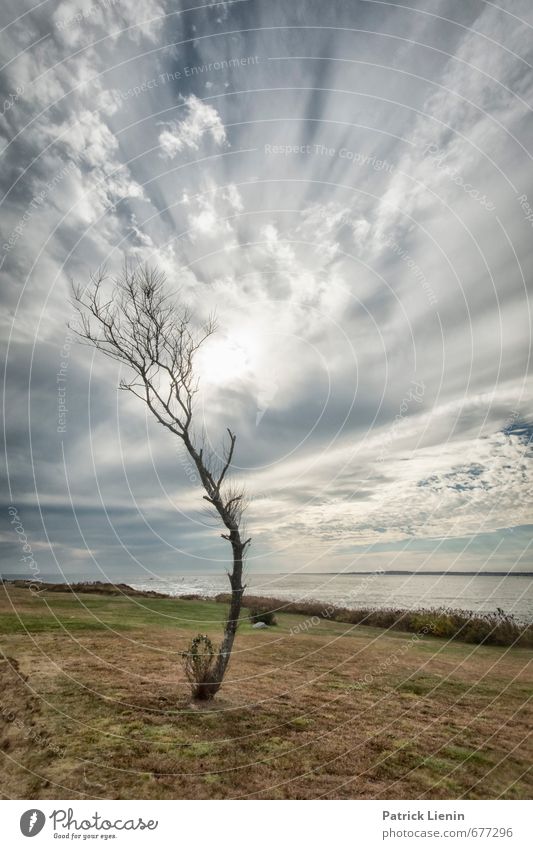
[{"left": 71, "top": 263, "right": 250, "bottom": 699}]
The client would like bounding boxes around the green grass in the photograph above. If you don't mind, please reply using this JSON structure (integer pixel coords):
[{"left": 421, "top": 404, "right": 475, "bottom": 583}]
[
  {"left": 442, "top": 745, "right": 490, "bottom": 765},
  {"left": 0, "top": 613, "right": 112, "bottom": 634},
  {"left": 0, "top": 592, "right": 234, "bottom": 634},
  {"left": 0, "top": 590, "right": 372, "bottom": 637}
]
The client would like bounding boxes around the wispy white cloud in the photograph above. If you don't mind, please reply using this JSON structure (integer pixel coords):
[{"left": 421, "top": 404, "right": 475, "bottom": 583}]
[{"left": 158, "top": 95, "right": 227, "bottom": 157}]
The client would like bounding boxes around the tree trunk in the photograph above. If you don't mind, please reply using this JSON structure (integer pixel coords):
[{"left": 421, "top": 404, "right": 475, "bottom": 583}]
[
  {"left": 194, "top": 539, "right": 245, "bottom": 700},
  {"left": 180, "top": 436, "right": 248, "bottom": 700}
]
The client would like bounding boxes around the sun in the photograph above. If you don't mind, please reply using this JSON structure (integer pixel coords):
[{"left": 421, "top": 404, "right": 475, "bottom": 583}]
[{"left": 197, "top": 333, "right": 253, "bottom": 385}]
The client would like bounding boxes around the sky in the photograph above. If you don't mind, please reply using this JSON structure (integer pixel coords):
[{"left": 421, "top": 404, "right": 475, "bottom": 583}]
[{"left": 1, "top": 0, "right": 532, "bottom": 582}]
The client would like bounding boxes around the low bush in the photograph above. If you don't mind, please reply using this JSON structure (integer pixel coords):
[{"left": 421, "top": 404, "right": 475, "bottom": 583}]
[
  {"left": 214, "top": 594, "right": 533, "bottom": 648},
  {"left": 249, "top": 607, "right": 277, "bottom": 626},
  {"left": 181, "top": 633, "right": 216, "bottom": 700}
]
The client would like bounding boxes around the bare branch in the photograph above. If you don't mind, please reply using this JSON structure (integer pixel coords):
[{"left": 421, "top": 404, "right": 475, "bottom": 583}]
[{"left": 217, "top": 428, "right": 237, "bottom": 489}]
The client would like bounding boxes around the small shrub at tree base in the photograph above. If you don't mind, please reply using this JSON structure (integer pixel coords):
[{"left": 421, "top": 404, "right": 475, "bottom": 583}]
[
  {"left": 249, "top": 607, "right": 277, "bottom": 626},
  {"left": 181, "top": 634, "right": 216, "bottom": 700}
]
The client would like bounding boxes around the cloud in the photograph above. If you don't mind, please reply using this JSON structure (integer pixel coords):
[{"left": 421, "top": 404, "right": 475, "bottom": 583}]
[
  {"left": 158, "top": 95, "right": 227, "bottom": 157},
  {"left": 247, "top": 402, "right": 533, "bottom": 547},
  {"left": 53, "top": 0, "right": 167, "bottom": 46},
  {"left": 183, "top": 180, "right": 243, "bottom": 240},
  {"left": 0, "top": 0, "right": 532, "bottom": 577}
]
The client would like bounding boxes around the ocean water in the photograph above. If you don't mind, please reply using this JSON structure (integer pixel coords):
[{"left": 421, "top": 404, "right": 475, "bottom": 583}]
[{"left": 130, "top": 572, "right": 533, "bottom": 623}]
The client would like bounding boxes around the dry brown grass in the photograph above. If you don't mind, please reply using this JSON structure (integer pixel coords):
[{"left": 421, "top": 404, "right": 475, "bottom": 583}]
[{"left": 0, "top": 586, "right": 531, "bottom": 799}]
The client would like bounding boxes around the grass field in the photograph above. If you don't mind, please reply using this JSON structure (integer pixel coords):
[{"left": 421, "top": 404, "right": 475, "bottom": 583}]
[{"left": 0, "top": 584, "right": 531, "bottom": 800}]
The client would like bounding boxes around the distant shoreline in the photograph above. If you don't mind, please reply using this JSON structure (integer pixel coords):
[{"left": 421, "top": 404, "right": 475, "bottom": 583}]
[
  {"left": 303, "top": 571, "right": 533, "bottom": 577},
  {"left": 2, "top": 570, "right": 532, "bottom": 582}
]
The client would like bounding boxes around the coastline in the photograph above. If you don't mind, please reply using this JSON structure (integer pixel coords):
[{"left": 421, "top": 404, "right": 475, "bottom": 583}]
[{"left": 3, "top": 580, "right": 532, "bottom": 646}]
